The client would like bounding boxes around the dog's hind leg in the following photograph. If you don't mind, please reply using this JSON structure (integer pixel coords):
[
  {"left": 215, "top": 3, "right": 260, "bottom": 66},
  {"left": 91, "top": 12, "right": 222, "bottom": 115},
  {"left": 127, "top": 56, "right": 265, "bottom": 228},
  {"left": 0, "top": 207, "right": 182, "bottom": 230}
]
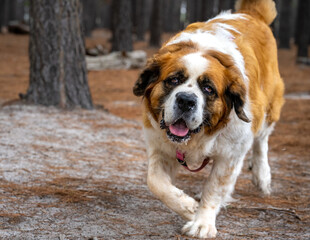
[{"left": 251, "top": 122, "right": 275, "bottom": 195}]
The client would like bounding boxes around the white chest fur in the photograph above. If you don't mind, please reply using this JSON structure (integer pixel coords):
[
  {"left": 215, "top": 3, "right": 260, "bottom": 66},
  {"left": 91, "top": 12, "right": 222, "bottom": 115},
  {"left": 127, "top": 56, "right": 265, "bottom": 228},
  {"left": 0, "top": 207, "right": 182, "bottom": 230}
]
[{"left": 144, "top": 110, "right": 253, "bottom": 166}]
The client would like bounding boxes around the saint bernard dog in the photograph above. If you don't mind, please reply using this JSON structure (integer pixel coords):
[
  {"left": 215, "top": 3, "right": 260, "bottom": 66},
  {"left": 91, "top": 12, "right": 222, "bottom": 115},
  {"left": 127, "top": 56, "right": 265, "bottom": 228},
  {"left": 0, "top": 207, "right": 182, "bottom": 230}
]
[{"left": 133, "top": 0, "right": 284, "bottom": 238}]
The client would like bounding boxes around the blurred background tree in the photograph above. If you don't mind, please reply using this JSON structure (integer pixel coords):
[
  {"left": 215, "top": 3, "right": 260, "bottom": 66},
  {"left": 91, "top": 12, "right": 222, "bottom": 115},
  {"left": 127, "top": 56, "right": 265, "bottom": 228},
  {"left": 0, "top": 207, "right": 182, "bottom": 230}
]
[
  {"left": 0, "top": 0, "right": 9, "bottom": 32},
  {"left": 149, "top": 0, "right": 163, "bottom": 47},
  {"left": 278, "top": 0, "right": 293, "bottom": 49},
  {"left": 21, "top": 0, "right": 93, "bottom": 109},
  {"left": 81, "top": 0, "right": 97, "bottom": 37},
  {"left": 163, "top": 0, "right": 182, "bottom": 33},
  {"left": 132, "top": 0, "right": 149, "bottom": 41},
  {"left": 111, "top": 0, "right": 133, "bottom": 51},
  {"left": 295, "top": 0, "right": 310, "bottom": 63}
]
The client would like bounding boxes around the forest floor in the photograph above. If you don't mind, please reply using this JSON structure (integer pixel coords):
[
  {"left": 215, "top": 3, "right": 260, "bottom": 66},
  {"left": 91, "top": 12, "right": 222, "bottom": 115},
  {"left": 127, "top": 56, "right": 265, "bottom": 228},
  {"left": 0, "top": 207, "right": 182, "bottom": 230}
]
[{"left": 0, "top": 31, "right": 309, "bottom": 239}]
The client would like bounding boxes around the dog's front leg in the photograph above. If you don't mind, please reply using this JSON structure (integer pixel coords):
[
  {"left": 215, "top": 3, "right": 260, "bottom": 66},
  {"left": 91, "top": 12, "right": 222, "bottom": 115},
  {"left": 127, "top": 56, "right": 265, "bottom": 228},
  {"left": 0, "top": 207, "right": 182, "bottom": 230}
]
[
  {"left": 147, "top": 152, "right": 199, "bottom": 221},
  {"left": 182, "top": 156, "right": 244, "bottom": 238}
]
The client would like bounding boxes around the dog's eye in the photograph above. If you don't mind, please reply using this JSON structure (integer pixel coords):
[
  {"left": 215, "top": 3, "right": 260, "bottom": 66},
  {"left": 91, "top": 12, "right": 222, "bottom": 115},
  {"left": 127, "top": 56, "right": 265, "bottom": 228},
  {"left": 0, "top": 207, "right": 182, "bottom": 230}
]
[
  {"left": 168, "top": 77, "right": 180, "bottom": 86},
  {"left": 203, "top": 86, "right": 214, "bottom": 95}
]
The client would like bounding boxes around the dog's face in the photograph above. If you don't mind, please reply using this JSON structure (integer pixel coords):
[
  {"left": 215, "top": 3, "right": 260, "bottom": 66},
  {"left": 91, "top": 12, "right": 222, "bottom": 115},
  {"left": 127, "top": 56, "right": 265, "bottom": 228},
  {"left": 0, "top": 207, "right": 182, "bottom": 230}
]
[{"left": 133, "top": 43, "right": 250, "bottom": 143}]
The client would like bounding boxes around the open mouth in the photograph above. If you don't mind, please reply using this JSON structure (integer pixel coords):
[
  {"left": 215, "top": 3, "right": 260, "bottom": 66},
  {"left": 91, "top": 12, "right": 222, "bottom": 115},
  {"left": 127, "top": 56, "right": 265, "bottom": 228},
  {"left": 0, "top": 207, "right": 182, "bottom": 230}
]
[
  {"left": 160, "top": 117, "right": 202, "bottom": 143},
  {"left": 169, "top": 119, "right": 189, "bottom": 137}
]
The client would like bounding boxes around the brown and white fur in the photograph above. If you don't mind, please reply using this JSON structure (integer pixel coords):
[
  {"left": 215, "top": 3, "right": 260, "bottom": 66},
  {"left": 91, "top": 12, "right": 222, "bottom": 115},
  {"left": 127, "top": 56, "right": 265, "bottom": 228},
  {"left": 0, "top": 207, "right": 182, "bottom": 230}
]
[{"left": 133, "top": 0, "right": 284, "bottom": 238}]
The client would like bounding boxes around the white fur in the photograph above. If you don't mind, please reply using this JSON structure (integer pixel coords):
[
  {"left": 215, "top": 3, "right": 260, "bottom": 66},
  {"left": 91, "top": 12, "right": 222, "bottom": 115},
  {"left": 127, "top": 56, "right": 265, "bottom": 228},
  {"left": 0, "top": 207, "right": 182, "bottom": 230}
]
[
  {"left": 167, "top": 15, "right": 248, "bottom": 86},
  {"left": 182, "top": 52, "right": 209, "bottom": 77},
  {"left": 210, "top": 11, "right": 247, "bottom": 22},
  {"left": 164, "top": 52, "right": 208, "bottom": 129},
  {"left": 214, "top": 23, "right": 241, "bottom": 34}
]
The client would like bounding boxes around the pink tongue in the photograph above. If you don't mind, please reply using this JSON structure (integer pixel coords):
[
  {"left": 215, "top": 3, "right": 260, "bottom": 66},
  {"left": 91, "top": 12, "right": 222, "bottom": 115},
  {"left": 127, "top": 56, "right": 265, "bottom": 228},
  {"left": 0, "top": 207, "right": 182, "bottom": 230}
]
[{"left": 169, "top": 120, "right": 189, "bottom": 137}]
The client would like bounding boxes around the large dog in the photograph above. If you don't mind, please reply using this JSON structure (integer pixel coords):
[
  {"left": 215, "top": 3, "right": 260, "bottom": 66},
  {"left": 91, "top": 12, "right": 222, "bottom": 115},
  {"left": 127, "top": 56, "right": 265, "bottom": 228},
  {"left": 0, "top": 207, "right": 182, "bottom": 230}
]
[{"left": 133, "top": 0, "right": 284, "bottom": 238}]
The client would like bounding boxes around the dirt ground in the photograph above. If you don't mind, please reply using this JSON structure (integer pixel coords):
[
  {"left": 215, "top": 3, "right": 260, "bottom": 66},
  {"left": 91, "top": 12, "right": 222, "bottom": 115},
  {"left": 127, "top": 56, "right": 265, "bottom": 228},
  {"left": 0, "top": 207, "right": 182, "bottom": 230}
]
[{"left": 0, "top": 31, "right": 310, "bottom": 239}]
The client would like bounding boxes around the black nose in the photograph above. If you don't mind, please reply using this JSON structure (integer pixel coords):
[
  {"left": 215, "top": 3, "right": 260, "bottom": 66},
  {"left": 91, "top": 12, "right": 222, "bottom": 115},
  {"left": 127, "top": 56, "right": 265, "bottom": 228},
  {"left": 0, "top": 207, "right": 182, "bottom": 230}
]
[{"left": 176, "top": 92, "right": 197, "bottom": 112}]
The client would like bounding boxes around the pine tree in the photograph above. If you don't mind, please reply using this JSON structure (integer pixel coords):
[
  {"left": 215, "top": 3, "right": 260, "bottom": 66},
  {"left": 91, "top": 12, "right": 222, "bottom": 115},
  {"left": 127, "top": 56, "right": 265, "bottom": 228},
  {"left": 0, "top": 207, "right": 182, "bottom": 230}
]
[{"left": 21, "top": 0, "right": 93, "bottom": 109}]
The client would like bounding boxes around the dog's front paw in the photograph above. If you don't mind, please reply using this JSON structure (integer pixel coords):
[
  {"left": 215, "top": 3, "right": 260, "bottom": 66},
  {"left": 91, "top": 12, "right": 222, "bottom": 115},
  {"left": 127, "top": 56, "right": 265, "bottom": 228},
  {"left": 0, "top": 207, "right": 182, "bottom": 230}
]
[
  {"left": 180, "top": 196, "right": 199, "bottom": 221},
  {"left": 182, "top": 219, "right": 217, "bottom": 238}
]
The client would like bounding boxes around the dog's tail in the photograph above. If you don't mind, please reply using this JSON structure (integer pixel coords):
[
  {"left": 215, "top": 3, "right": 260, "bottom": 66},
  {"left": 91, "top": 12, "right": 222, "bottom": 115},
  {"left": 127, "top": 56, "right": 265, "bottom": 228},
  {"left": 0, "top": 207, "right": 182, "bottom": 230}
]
[{"left": 235, "top": 0, "right": 277, "bottom": 25}]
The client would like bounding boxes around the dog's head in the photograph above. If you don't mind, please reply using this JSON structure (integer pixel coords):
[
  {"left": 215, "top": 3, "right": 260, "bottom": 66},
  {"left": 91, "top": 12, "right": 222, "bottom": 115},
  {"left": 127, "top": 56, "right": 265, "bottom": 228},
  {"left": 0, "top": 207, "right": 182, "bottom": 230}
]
[{"left": 133, "top": 42, "right": 250, "bottom": 143}]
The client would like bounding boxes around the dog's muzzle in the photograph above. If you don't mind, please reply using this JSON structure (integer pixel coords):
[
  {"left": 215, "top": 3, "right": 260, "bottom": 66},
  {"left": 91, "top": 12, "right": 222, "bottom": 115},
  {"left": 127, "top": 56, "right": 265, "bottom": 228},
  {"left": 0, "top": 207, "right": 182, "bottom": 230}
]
[{"left": 160, "top": 113, "right": 202, "bottom": 143}]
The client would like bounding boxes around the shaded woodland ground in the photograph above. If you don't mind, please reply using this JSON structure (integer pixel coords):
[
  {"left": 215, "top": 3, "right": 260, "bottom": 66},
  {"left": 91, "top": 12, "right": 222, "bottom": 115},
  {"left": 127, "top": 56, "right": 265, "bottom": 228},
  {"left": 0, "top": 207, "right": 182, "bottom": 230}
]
[{"left": 0, "top": 31, "right": 310, "bottom": 239}]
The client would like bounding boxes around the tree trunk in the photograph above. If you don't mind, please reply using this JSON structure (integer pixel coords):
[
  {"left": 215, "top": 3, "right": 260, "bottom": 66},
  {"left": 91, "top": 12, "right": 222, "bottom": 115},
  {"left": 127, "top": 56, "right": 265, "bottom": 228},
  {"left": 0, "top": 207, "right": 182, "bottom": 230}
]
[
  {"left": 294, "top": 0, "right": 302, "bottom": 45},
  {"left": 219, "top": 0, "right": 234, "bottom": 11},
  {"left": 81, "top": 0, "right": 97, "bottom": 37},
  {"left": 149, "top": 0, "right": 163, "bottom": 47},
  {"left": 0, "top": 0, "right": 9, "bottom": 30},
  {"left": 163, "top": 0, "right": 181, "bottom": 32},
  {"left": 186, "top": 0, "right": 194, "bottom": 23},
  {"left": 187, "top": 0, "right": 203, "bottom": 22},
  {"left": 111, "top": 0, "right": 133, "bottom": 52},
  {"left": 132, "top": 0, "right": 137, "bottom": 29},
  {"left": 278, "top": 0, "right": 292, "bottom": 49},
  {"left": 194, "top": 0, "right": 202, "bottom": 21},
  {"left": 9, "top": 0, "right": 17, "bottom": 21},
  {"left": 296, "top": 0, "right": 310, "bottom": 58},
  {"left": 171, "top": 0, "right": 182, "bottom": 32},
  {"left": 136, "top": 0, "right": 145, "bottom": 40},
  {"left": 15, "top": 0, "right": 25, "bottom": 22},
  {"left": 144, "top": 0, "right": 153, "bottom": 31},
  {"left": 163, "top": 0, "right": 171, "bottom": 31},
  {"left": 133, "top": 0, "right": 146, "bottom": 40},
  {"left": 22, "top": 0, "right": 93, "bottom": 109},
  {"left": 201, "top": 0, "right": 216, "bottom": 21},
  {"left": 96, "top": 0, "right": 111, "bottom": 28}
]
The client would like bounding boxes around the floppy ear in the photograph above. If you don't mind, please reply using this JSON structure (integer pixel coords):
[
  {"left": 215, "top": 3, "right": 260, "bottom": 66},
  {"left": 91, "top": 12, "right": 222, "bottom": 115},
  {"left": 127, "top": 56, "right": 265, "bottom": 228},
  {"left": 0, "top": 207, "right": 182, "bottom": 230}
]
[
  {"left": 207, "top": 50, "right": 250, "bottom": 123},
  {"left": 133, "top": 59, "right": 160, "bottom": 97},
  {"left": 224, "top": 82, "right": 250, "bottom": 123}
]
